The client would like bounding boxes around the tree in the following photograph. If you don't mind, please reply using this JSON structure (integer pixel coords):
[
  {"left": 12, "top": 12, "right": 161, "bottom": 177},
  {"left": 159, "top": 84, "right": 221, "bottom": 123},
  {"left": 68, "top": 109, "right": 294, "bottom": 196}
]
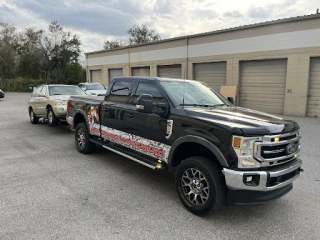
[
  {"left": 127, "top": 24, "right": 160, "bottom": 45},
  {"left": 103, "top": 40, "right": 124, "bottom": 50},
  {"left": 17, "top": 28, "right": 43, "bottom": 79},
  {"left": 66, "top": 62, "right": 86, "bottom": 84},
  {"left": 0, "top": 22, "right": 19, "bottom": 79},
  {"left": 39, "top": 21, "right": 81, "bottom": 83}
]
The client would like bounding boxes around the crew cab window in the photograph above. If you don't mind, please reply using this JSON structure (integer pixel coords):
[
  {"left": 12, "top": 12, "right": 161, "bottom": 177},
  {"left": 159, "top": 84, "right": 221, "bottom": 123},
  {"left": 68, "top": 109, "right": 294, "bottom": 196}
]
[
  {"left": 109, "top": 81, "right": 133, "bottom": 103},
  {"left": 132, "top": 82, "right": 166, "bottom": 112}
]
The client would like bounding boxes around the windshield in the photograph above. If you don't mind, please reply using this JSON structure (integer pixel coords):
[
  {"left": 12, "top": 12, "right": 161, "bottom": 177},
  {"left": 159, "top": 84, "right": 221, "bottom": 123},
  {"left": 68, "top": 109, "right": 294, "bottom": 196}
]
[
  {"left": 48, "top": 86, "right": 86, "bottom": 96},
  {"left": 86, "top": 84, "right": 105, "bottom": 90},
  {"left": 160, "top": 81, "right": 230, "bottom": 107}
]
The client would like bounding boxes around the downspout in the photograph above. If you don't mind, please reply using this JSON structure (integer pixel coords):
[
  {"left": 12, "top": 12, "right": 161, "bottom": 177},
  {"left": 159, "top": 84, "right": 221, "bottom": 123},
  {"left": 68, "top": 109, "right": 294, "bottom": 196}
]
[
  {"left": 185, "top": 37, "right": 189, "bottom": 79},
  {"left": 86, "top": 54, "right": 89, "bottom": 82},
  {"left": 128, "top": 47, "right": 131, "bottom": 76}
]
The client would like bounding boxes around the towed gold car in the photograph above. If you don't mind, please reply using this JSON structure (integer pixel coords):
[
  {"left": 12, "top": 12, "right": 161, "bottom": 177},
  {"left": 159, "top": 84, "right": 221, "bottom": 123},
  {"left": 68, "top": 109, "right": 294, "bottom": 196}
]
[{"left": 28, "top": 84, "right": 86, "bottom": 125}]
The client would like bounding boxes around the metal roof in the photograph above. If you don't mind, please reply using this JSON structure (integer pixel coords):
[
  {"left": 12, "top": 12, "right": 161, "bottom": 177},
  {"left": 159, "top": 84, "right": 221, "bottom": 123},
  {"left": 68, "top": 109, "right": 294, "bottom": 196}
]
[{"left": 85, "top": 13, "right": 320, "bottom": 55}]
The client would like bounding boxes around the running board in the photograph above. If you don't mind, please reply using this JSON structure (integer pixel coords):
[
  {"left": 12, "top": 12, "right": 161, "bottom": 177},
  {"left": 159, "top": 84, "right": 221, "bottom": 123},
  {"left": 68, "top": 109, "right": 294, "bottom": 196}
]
[{"left": 89, "top": 138, "right": 166, "bottom": 171}]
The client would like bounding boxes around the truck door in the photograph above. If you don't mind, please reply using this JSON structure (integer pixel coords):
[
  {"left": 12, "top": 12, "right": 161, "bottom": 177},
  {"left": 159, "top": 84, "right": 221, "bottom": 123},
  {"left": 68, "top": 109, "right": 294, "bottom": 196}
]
[
  {"left": 124, "top": 81, "right": 169, "bottom": 144},
  {"left": 100, "top": 80, "right": 133, "bottom": 132}
]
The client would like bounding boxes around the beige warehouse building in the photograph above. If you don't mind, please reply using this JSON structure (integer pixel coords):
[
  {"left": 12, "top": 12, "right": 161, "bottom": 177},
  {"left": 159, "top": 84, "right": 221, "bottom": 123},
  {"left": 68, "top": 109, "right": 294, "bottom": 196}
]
[{"left": 85, "top": 14, "right": 320, "bottom": 117}]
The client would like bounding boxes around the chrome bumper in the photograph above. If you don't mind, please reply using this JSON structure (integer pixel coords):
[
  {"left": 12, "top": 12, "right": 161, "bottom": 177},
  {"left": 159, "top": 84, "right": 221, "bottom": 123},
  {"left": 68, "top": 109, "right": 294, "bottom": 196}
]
[{"left": 223, "top": 158, "right": 302, "bottom": 192}]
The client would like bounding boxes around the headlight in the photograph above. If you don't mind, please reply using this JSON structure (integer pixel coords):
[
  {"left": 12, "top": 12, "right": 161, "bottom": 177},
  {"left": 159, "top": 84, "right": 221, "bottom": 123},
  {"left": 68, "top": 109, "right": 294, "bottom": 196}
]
[
  {"left": 54, "top": 100, "right": 67, "bottom": 106},
  {"left": 232, "top": 136, "right": 262, "bottom": 168}
]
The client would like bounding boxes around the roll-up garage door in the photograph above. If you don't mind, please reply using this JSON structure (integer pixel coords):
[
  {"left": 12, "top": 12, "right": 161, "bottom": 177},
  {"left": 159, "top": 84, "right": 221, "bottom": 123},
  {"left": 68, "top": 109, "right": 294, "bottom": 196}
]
[
  {"left": 307, "top": 58, "right": 320, "bottom": 117},
  {"left": 239, "top": 59, "right": 287, "bottom": 115},
  {"left": 90, "top": 70, "right": 102, "bottom": 83},
  {"left": 132, "top": 66, "right": 150, "bottom": 77},
  {"left": 193, "top": 62, "right": 226, "bottom": 92},
  {"left": 158, "top": 64, "right": 181, "bottom": 78},
  {"left": 109, "top": 68, "right": 123, "bottom": 81}
]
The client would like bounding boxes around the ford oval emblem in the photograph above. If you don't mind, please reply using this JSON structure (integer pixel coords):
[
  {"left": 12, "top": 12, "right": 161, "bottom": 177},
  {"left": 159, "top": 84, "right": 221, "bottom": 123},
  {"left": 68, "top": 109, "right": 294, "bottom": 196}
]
[{"left": 286, "top": 143, "right": 297, "bottom": 154}]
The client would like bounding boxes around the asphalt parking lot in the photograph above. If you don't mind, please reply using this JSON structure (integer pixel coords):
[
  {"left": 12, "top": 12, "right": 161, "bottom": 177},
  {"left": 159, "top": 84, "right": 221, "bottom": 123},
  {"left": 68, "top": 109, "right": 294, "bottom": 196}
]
[{"left": 0, "top": 92, "right": 319, "bottom": 240}]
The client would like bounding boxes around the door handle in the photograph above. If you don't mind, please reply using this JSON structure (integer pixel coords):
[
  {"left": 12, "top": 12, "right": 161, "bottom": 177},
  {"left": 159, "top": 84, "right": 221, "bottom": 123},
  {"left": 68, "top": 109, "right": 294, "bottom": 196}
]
[{"left": 126, "top": 113, "right": 134, "bottom": 118}]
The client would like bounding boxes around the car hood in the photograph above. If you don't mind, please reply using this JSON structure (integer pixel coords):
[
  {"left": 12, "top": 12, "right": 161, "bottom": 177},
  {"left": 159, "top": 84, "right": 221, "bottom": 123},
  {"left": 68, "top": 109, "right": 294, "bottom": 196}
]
[
  {"left": 185, "top": 106, "right": 299, "bottom": 135},
  {"left": 86, "top": 90, "right": 106, "bottom": 95},
  {"left": 49, "top": 95, "right": 72, "bottom": 100}
]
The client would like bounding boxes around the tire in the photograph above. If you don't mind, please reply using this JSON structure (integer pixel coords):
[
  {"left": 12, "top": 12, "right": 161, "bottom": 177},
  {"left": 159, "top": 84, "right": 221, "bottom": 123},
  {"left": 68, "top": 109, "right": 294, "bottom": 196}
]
[
  {"left": 29, "top": 108, "right": 39, "bottom": 124},
  {"left": 175, "top": 156, "right": 226, "bottom": 216},
  {"left": 75, "top": 122, "right": 96, "bottom": 154},
  {"left": 47, "top": 108, "right": 59, "bottom": 126}
]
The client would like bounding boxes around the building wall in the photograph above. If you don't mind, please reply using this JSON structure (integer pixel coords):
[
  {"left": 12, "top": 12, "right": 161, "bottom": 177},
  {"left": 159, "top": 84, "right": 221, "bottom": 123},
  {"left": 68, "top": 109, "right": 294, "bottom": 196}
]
[{"left": 86, "top": 15, "right": 320, "bottom": 117}]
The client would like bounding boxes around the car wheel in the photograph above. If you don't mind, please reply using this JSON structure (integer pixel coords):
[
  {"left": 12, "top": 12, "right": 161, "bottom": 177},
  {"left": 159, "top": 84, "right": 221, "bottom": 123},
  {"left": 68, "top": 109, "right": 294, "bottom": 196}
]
[
  {"left": 29, "top": 108, "right": 39, "bottom": 124},
  {"left": 47, "top": 108, "right": 58, "bottom": 126},
  {"left": 75, "top": 122, "right": 96, "bottom": 154},
  {"left": 175, "top": 156, "right": 226, "bottom": 215}
]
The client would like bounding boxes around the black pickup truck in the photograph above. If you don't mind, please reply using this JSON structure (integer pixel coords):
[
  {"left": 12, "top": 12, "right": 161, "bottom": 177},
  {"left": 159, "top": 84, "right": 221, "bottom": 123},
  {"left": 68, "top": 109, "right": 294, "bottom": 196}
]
[{"left": 66, "top": 77, "right": 303, "bottom": 215}]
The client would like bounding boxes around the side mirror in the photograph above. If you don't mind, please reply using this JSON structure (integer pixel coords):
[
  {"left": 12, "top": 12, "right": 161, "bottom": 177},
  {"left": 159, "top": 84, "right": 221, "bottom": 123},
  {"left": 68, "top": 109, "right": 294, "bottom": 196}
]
[
  {"left": 137, "top": 94, "right": 153, "bottom": 114},
  {"left": 227, "top": 96, "right": 234, "bottom": 104},
  {"left": 39, "top": 93, "right": 46, "bottom": 97}
]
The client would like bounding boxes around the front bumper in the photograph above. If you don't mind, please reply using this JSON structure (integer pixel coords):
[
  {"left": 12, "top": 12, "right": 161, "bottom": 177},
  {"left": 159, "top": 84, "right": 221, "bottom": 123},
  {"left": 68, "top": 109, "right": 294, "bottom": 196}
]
[
  {"left": 52, "top": 105, "right": 67, "bottom": 119},
  {"left": 223, "top": 157, "right": 302, "bottom": 192}
]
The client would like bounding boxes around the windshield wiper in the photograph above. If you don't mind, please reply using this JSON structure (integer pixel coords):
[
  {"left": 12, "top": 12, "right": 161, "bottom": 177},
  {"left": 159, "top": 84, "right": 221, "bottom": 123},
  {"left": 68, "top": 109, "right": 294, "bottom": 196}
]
[
  {"left": 53, "top": 94, "right": 62, "bottom": 95},
  {"left": 180, "top": 103, "right": 229, "bottom": 108},
  {"left": 179, "top": 104, "right": 212, "bottom": 107},
  {"left": 211, "top": 104, "right": 228, "bottom": 107}
]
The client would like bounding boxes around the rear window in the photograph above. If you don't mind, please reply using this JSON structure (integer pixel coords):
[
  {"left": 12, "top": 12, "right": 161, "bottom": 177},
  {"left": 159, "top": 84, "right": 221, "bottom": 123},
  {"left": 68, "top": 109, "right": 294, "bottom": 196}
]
[{"left": 48, "top": 86, "right": 86, "bottom": 96}]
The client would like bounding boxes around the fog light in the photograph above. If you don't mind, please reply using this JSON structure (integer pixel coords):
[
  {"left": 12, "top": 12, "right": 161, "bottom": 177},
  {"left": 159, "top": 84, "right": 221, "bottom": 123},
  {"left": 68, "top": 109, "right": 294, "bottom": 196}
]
[
  {"left": 243, "top": 174, "right": 260, "bottom": 187},
  {"left": 59, "top": 107, "right": 64, "bottom": 113},
  {"left": 246, "top": 176, "right": 253, "bottom": 182}
]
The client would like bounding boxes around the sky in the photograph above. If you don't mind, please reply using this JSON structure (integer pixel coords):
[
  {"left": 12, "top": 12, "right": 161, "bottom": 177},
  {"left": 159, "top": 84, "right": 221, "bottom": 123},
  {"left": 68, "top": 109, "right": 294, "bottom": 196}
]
[{"left": 0, "top": 0, "right": 319, "bottom": 56}]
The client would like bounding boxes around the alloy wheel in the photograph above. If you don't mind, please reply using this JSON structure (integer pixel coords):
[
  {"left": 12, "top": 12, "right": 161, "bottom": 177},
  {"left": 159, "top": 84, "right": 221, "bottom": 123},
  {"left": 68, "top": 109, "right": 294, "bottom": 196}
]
[
  {"left": 181, "top": 168, "right": 210, "bottom": 206},
  {"left": 77, "top": 128, "right": 86, "bottom": 150},
  {"left": 48, "top": 111, "right": 53, "bottom": 124}
]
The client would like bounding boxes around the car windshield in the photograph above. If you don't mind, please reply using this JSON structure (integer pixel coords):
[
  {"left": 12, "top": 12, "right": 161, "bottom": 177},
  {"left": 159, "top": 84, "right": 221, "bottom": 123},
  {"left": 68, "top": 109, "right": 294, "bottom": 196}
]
[
  {"left": 160, "top": 81, "right": 230, "bottom": 107},
  {"left": 48, "top": 86, "right": 86, "bottom": 96},
  {"left": 86, "top": 84, "right": 105, "bottom": 90}
]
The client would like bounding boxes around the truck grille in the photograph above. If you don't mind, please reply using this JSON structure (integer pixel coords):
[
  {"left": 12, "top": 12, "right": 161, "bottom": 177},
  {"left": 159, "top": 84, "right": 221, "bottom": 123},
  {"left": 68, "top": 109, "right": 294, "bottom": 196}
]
[{"left": 254, "top": 132, "right": 300, "bottom": 167}]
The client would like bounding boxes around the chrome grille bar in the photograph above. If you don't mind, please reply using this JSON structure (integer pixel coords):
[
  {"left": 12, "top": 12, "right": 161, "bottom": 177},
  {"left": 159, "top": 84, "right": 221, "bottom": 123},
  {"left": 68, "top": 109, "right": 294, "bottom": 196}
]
[{"left": 254, "top": 131, "right": 300, "bottom": 167}]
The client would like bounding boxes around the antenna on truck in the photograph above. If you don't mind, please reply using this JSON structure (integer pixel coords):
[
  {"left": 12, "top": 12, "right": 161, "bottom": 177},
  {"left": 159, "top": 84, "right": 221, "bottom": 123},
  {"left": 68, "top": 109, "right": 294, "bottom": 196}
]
[{"left": 182, "top": 37, "right": 189, "bottom": 110}]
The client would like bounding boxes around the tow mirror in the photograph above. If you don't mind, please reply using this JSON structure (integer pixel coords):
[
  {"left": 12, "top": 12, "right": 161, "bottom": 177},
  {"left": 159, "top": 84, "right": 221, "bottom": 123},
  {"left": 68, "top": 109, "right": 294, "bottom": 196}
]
[
  {"left": 137, "top": 94, "right": 169, "bottom": 118},
  {"left": 227, "top": 96, "right": 234, "bottom": 104},
  {"left": 137, "top": 94, "right": 153, "bottom": 114}
]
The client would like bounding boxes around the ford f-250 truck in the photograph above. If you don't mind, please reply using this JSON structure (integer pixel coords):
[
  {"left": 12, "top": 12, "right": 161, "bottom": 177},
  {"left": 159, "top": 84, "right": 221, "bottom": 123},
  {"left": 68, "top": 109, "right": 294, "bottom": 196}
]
[{"left": 66, "top": 76, "right": 303, "bottom": 215}]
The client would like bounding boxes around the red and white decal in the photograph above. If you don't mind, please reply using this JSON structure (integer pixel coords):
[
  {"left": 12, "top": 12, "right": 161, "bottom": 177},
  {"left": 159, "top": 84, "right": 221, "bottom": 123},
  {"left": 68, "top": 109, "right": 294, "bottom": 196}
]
[
  {"left": 66, "top": 116, "right": 73, "bottom": 126},
  {"left": 88, "top": 105, "right": 100, "bottom": 136},
  {"left": 101, "top": 126, "right": 171, "bottom": 163},
  {"left": 89, "top": 123, "right": 100, "bottom": 137}
]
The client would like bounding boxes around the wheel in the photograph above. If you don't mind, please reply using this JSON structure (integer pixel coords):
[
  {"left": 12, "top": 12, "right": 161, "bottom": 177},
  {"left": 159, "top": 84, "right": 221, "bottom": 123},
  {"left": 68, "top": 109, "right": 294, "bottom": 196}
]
[
  {"left": 29, "top": 108, "right": 39, "bottom": 124},
  {"left": 75, "top": 122, "right": 96, "bottom": 154},
  {"left": 47, "top": 108, "right": 59, "bottom": 126},
  {"left": 175, "top": 156, "right": 226, "bottom": 215}
]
